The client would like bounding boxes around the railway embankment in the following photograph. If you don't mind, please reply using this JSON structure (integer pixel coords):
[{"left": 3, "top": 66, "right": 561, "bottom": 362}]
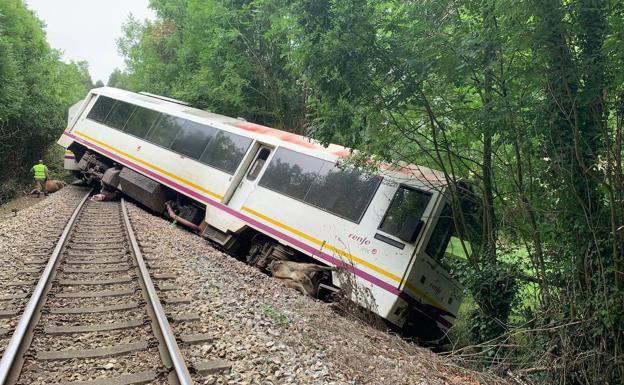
[
  {"left": 126, "top": 203, "right": 506, "bottom": 385},
  {"left": 0, "top": 186, "right": 507, "bottom": 385}
]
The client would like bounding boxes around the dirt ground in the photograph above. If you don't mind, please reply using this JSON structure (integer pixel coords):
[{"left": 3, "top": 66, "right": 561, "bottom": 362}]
[{"left": 0, "top": 193, "right": 50, "bottom": 222}]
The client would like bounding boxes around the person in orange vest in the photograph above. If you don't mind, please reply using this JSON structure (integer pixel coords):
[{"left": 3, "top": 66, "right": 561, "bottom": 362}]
[{"left": 30, "top": 160, "right": 49, "bottom": 197}]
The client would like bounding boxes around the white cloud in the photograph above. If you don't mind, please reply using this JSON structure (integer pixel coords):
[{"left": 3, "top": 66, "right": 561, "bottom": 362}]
[{"left": 26, "top": 0, "right": 154, "bottom": 83}]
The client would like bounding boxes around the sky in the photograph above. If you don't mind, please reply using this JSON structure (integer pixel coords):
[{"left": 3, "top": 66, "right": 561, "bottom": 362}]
[{"left": 26, "top": 0, "right": 155, "bottom": 83}]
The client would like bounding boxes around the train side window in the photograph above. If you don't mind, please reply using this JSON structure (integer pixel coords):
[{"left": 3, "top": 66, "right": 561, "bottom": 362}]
[
  {"left": 124, "top": 107, "right": 160, "bottom": 138},
  {"left": 199, "top": 130, "right": 253, "bottom": 174},
  {"left": 259, "top": 147, "right": 324, "bottom": 200},
  {"left": 259, "top": 147, "right": 381, "bottom": 223},
  {"left": 425, "top": 203, "right": 453, "bottom": 261},
  {"left": 104, "top": 101, "right": 136, "bottom": 130},
  {"left": 170, "top": 120, "right": 216, "bottom": 159},
  {"left": 146, "top": 114, "right": 186, "bottom": 148},
  {"left": 87, "top": 96, "right": 116, "bottom": 123},
  {"left": 305, "top": 164, "right": 382, "bottom": 222},
  {"left": 247, "top": 148, "right": 271, "bottom": 181},
  {"left": 379, "top": 186, "right": 432, "bottom": 242}
]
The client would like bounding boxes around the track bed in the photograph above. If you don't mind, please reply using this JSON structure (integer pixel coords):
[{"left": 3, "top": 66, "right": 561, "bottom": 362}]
[{"left": 0, "top": 195, "right": 194, "bottom": 384}]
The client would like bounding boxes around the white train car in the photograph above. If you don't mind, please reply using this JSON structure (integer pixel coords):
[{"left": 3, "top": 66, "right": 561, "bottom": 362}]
[{"left": 58, "top": 87, "right": 475, "bottom": 338}]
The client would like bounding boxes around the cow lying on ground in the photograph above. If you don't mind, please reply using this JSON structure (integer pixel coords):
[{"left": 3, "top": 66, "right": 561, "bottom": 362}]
[
  {"left": 267, "top": 260, "right": 335, "bottom": 296},
  {"left": 45, "top": 180, "right": 66, "bottom": 193},
  {"left": 28, "top": 180, "right": 66, "bottom": 195}
]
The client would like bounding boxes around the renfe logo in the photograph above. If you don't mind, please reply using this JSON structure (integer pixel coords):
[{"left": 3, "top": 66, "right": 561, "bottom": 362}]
[{"left": 348, "top": 233, "right": 371, "bottom": 246}]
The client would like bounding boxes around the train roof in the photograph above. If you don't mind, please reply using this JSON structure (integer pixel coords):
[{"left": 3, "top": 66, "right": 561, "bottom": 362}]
[{"left": 92, "top": 87, "right": 449, "bottom": 187}]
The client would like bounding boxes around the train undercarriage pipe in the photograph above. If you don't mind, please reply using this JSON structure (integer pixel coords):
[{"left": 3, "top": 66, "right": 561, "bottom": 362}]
[{"left": 164, "top": 201, "right": 201, "bottom": 233}]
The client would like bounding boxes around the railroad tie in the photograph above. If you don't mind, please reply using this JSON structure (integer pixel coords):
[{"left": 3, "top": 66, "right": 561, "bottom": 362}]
[
  {"left": 70, "top": 239, "right": 126, "bottom": 245},
  {"left": 145, "top": 261, "right": 163, "bottom": 268},
  {"left": 37, "top": 341, "right": 149, "bottom": 360},
  {"left": 152, "top": 273, "right": 178, "bottom": 280},
  {"left": 58, "top": 276, "right": 134, "bottom": 285},
  {"left": 157, "top": 283, "right": 176, "bottom": 291},
  {"left": 6, "top": 280, "right": 37, "bottom": 286},
  {"left": 193, "top": 359, "right": 232, "bottom": 375},
  {"left": 64, "top": 258, "right": 126, "bottom": 265},
  {"left": 48, "top": 302, "right": 139, "bottom": 314},
  {"left": 169, "top": 312, "right": 201, "bottom": 323},
  {"left": 163, "top": 296, "right": 191, "bottom": 305},
  {"left": 58, "top": 371, "right": 157, "bottom": 385},
  {"left": 68, "top": 245, "right": 127, "bottom": 251},
  {"left": 0, "top": 293, "right": 29, "bottom": 301},
  {"left": 55, "top": 289, "right": 135, "bottom": 298},
  {"left": 23, "top": 259, "right": 47, "bottom": 265},
  {"left": 45, "top": 319, "right": 144, "bottom": 335},
  {"left": 65, "top": 253, "right": 129, "bottom": 259},
  {"left": 179, "top": 333, "right": 214, "bottom": 345},
  {"left": 0, "top": 309, "right": 19, "bottom": 319},
  {"left": 62, "top": 266, "right": 130, "bottom": 273}
]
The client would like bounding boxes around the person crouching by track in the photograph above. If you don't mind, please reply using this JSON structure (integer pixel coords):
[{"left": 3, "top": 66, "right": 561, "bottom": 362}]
[{"left": 30, "top": 160, "right": 49, "bottom": 197}]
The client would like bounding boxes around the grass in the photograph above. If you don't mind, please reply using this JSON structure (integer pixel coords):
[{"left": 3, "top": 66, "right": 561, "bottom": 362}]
[
  {"left": 260, "top": 303, "right": 290, "bottom": 326},
  {"left": 443, "top": 236, "right": 544, "bottom": 350}
]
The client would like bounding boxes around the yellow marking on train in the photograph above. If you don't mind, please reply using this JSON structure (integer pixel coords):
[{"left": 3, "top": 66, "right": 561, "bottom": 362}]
[
  {"left": 73, "top": 131, "right": 223, "bottom": 200},
  {"left": 241, "top": 206, "right": 449, "bottom": 313}
]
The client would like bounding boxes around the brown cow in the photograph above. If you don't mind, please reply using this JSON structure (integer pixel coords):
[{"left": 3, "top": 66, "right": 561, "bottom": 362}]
[
  {"left": 44, "top": 180, "right": 66, "bottom": 193},
  {"left": 28, "top": 179, "right": 66, "bottom": 195},
  {"left": 267, "top": 260, "right": 335, "bottom": 296}
]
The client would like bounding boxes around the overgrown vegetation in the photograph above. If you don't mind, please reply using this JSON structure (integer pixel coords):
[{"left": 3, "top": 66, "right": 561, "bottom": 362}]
[
  {"left": 111, "top": 0, "right": 623, "bottom": 383},
  {"left": 0, "top": 0, "right": 91, "bottom": 203},
  {"left": 260, "top": 303, "right": 290, "bottom": 326}
]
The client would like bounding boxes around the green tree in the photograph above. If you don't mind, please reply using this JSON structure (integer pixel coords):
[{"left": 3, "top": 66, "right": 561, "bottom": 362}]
[
  {"left": 117, "top": 0, "right": 305, "bottom": 130},
  {"left": 0, "top": 0, "right": 90, "bottom": 202},
  {"left": 107, "top": 67, "right": 127, "bottom": 88},
  {"left": 116, "top": 0, "right": 624, "bottom": 382}
]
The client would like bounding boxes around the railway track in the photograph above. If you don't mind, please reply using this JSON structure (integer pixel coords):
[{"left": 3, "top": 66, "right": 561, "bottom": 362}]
[{"left": 0, "top": 191, "right": 193, "bottom": 385}]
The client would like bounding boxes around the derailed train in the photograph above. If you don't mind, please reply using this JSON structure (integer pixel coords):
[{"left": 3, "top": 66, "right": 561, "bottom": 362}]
[{"left": 59, "top": 87, "right": 477, "bottom": 339}]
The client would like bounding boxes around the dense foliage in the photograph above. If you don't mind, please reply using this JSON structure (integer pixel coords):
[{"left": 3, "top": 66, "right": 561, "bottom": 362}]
[
  {"left": 0, "top": 0, "right": 91, "bottom": 202},
  {"left": 117, "top": 0, "right": 624, "bottom": 383}
]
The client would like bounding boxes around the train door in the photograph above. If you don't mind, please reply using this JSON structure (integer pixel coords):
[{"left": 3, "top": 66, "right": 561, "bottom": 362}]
[{"left": 226, "top": 145, "right": 273, "bottom": 211}]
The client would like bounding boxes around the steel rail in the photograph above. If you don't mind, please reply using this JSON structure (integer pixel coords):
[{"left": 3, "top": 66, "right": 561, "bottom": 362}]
[
  {"left": 120, "top": 198, "right": 193, "bottom": 385},
  {"left": 0, "top": 188, "right": 92, "bottom": 384}
]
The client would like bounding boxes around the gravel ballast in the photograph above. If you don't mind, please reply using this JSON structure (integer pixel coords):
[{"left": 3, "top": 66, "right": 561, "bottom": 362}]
[
  {"left": 0, "top": 186, "right": 505, "bottom": 384},
  {"left": 126, "top": 203, "right": 506, "bottom": 385},
  {"left": 0, "top": 186, "right": 88, "bottom": 352}
]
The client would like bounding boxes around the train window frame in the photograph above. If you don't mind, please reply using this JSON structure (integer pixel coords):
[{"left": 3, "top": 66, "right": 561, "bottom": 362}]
[
  {"left": 304, "top": 163, "right": 383, "bottom": 222},
  {"left": 86, "top": 95, "right": 116, "bottom": 123},
  {"left": 104, "top": 100, "right": 137, "bottom": 130},
  {"left": 259, "top": 147, "right": 325, "bottom": 201},
  {"left": 258, "top": 147, "right": 383, "bottom": 224},
  {"left": 424, "top": 202, "right": 454, "bottom": 261},
  {"left": 145, "top": 114, "right": 186, "bottom": 149},
  {"left": 378, "top": 185, "right": 432, "bottom": 242},
  {"left": 198, "top": 130, "right": 253, "bottom": 175},
  {"left": 170, "top": 119, "right": 217, "bottom": 160},
  {"left": 123, "top": 106, "right": 160, "bottom": 139},
  {"left": 246, "top": 147, "right": 272, "bottom": 181}
]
